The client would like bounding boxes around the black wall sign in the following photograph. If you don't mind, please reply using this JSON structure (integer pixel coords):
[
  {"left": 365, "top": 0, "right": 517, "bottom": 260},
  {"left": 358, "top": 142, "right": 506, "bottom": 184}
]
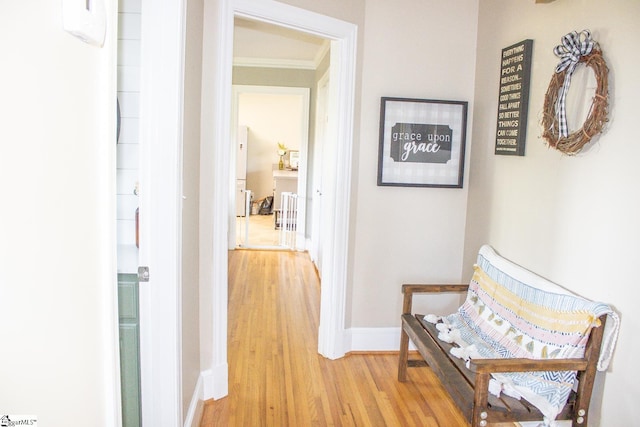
[
  {"left": 390, "top": 123, "right": 453, "bottom": 164},
  {"left": 495, "top": 39, "right": 533, "bottom": 156}
]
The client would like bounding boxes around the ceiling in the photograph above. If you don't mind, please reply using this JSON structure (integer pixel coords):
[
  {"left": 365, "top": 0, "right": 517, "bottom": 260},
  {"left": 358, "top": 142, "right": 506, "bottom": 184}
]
[{"left": 233, "top": 18, "right": 328, "bottom": 68}]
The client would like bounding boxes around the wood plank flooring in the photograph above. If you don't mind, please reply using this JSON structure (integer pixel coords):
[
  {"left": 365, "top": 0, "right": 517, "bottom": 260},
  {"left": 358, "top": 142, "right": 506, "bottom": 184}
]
[
  {"left": 235, "top": 214, "right": 280, "bottom": 247},
  {"left": 200, "top": 250, "right": 469, "bottom": 426}
]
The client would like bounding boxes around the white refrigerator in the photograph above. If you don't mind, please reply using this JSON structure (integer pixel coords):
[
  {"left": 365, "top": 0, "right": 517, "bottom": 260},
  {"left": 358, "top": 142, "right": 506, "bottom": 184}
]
[{"left": 236, "top": 126, "right": 248, "bottom": 216}]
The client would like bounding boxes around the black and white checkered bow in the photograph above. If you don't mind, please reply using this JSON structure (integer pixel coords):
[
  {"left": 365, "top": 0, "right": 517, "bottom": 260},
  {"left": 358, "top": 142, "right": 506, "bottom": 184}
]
[{"left": 553, "top": 30, "right": 595, "bottom": 137}]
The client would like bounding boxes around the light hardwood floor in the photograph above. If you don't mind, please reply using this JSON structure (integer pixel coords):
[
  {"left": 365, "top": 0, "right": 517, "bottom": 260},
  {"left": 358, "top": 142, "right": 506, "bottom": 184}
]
[
  {"left": 200, "top": 250, "right": 471, "bottom": 426},
  {"left": 236, "top": 214, "right": 280, "bottom": 247}
]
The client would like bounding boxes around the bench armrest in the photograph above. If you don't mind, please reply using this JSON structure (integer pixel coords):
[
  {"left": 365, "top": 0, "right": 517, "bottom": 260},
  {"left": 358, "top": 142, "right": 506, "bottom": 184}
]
[
  {"left": 401, "top": 283, "right": 468, "bottom": 314},
  {"left": 469, "top": 356, "right": 590, "bottom": 425}
]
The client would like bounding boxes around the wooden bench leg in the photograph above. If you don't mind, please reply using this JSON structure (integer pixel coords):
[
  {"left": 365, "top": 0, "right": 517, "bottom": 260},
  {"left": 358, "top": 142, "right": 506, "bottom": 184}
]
[
  {"left": 398, "top": 327, "right": 410, "bottom": 382},
  {"left": 472, "top": 372, "right": 490, "bottom": 427}
]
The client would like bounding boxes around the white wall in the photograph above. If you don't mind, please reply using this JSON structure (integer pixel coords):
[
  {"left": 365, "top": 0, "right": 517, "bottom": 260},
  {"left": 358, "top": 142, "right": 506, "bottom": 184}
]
[
  {"left": 465, "top": 0, "right": 640, "bottom": 424},
  {"left": 0, "top": 1, "right": 120, "bottom": 425},
  {"left": 350, "top": 0, "right": 479, "bottom": 328}
]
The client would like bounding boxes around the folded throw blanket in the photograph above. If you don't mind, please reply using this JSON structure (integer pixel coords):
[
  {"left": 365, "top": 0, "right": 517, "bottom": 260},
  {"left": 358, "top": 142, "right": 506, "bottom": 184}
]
[{"left": 425, "top": 246, "right": 620, "bottom": 427}]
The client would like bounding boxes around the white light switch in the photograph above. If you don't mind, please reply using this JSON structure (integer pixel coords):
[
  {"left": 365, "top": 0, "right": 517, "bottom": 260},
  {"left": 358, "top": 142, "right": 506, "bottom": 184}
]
[{"left": 63, "top": 0, "right": 107, "bottom": 47}]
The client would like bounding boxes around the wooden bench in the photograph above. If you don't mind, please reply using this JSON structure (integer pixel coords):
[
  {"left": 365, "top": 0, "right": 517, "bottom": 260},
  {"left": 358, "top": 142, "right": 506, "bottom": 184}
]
[{"left": 398, "top": 245, "right": 617, "bottom": 427}]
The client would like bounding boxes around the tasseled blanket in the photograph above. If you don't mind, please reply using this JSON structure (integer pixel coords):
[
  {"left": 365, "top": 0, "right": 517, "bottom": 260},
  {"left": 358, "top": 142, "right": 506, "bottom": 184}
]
[{"left": 425, "top": 247, "right": 620, "bottom": 427}]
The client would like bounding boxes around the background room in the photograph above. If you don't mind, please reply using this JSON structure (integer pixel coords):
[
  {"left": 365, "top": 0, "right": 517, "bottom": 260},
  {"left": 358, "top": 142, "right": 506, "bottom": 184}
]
[{"left": 233, "top": 87, "right": 308, "bottom": 248}]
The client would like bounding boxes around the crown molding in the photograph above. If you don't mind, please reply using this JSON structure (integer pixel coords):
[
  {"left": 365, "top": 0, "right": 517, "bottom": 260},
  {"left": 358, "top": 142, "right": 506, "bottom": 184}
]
[
  {"left": 233, "top": 56, "right": 316, "bottom": 70},
  {"left": 233, "top": 39, "right": 331, "bottom": 70}
]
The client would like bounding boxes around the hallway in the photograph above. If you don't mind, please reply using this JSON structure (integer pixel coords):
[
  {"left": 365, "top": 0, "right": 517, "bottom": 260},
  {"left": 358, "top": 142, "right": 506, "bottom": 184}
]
[{"left": 200, "top": 250, "right": 468, "bottom": 426}]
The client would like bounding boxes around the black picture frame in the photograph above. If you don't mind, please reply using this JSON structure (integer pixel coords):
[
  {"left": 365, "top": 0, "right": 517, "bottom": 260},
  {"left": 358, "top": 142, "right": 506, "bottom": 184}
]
[{"left": 377, "top": 97, "right": 468, "bottom": 188}]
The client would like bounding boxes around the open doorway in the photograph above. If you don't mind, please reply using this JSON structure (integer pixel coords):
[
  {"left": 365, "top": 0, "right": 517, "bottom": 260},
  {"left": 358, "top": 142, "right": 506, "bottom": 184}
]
[
  {"left": 203, "top": 0, "right": 358, "bottom": 399},
  {"left": 230, "top": 84, "right": 310, "bottom": 250},
  {"left": 229, "top": 16, "right": 324, "bottom": 253}
]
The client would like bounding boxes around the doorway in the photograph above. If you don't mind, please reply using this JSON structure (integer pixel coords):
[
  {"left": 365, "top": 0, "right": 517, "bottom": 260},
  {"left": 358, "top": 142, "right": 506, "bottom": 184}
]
[
  {"left": 202, "top": 0, "right": 357, "bottom": 399},
  {"left": 230, "top": 85, "right": 310, "bottom": 250}
]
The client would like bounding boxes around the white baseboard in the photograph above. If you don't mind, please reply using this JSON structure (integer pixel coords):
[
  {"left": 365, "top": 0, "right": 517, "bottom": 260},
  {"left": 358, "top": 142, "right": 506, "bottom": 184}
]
[
  {"left": 347, "top": 327, "right": 415, "bottom": 352},
  {"left": 184, "top": 375, "right": 204, "bottom": 427},
  {"left": 186, "top": 365, "right": 228, "bottom": 427},
  {"left": 201, "top": 363, "right": 229, "bottom": 400}
]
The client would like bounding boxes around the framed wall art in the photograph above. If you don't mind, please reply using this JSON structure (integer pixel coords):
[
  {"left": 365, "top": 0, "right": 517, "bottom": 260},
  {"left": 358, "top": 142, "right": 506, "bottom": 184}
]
[
  {"left": 377, "top": 97, "right": 468, "bottom": 188},
  {"left": 495, "top": 39, "right": 533, "bottom": 156}
]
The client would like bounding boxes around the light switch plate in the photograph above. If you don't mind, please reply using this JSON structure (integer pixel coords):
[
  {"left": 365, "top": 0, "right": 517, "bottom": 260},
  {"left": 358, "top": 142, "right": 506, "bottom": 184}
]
[{"left": 63, "top": 0, "right": 106, "bottom": 47}]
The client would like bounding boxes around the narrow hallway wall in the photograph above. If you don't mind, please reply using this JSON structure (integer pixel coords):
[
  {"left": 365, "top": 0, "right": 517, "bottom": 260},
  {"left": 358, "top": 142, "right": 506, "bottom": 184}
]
[{"left": 465, "top": 1, "right": 640, "bottom": 424}]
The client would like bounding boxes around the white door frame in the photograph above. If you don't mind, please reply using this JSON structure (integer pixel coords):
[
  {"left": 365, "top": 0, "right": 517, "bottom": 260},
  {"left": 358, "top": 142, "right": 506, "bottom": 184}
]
[
  {"left": 309, "top": 69, "right": 330, "bottom": 271},
  {"left": 203, "top": 0, "right": 357, "bottom": 397},
  {"left": 138, "top": 0, "right": 186, "bottom": 424},
  {"left": 229, "top": 84, "right": 310, "bottom": 251}
]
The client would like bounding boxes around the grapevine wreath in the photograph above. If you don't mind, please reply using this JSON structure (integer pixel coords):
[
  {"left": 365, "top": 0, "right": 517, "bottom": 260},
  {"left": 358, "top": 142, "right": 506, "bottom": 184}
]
[{"left": 541, "top": 30, "right": 609, "bottom": 155}]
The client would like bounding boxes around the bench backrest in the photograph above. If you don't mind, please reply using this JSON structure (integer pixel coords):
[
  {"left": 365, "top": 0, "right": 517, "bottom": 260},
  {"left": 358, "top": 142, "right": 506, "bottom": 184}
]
[
  {"left": 478, "top": 245, "right": 577, "bottom": 295},
  {"left": 471, "top": 245, "right": 603, "bottom": 361}
]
